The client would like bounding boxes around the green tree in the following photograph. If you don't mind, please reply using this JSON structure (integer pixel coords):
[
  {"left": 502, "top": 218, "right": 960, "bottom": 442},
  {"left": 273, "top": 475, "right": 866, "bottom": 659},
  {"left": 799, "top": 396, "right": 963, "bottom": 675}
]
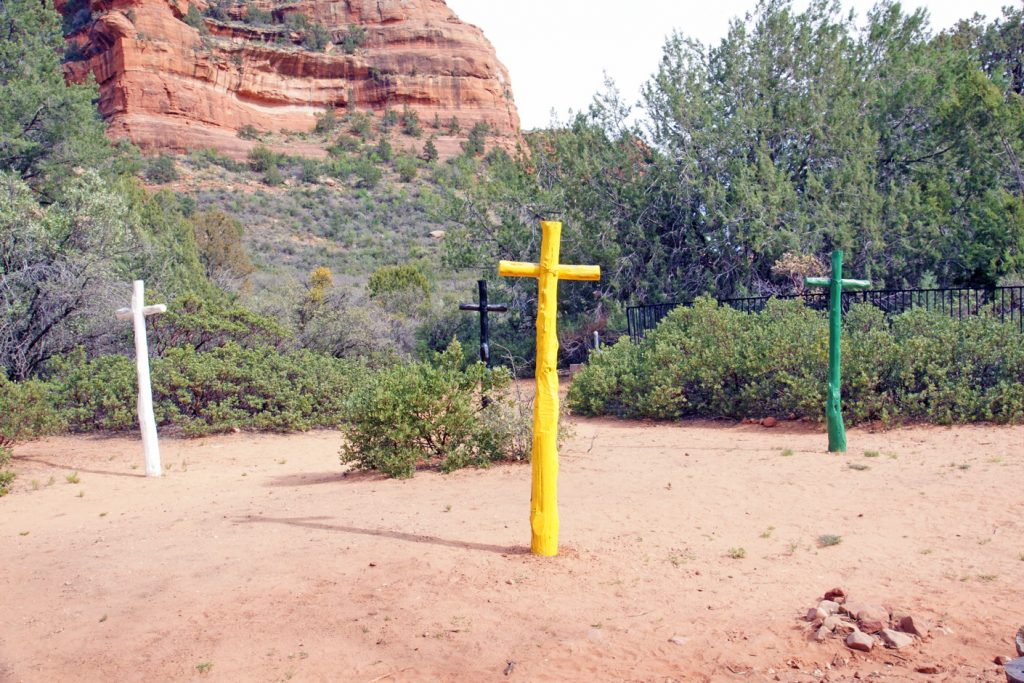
[
  {"left": 0, "top": 0, "right": 110, "bottom": 194},
  {"left": 191, "top": 210, "right": 255, "bottom": 290},
  {"left": 0, "top": 171, "right": 135, "bottom": 379}
]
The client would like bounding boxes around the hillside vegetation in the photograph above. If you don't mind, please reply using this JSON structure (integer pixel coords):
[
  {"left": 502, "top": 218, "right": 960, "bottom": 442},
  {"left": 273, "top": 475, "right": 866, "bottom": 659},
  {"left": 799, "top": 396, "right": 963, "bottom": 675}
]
[{"left": 1, "top": 0, "right": 1023, "bottom": 489}]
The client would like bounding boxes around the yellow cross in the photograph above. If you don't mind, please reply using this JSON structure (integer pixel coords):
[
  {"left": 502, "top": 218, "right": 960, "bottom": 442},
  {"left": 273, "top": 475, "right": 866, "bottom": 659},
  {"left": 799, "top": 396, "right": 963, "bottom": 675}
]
[{"left": 499, "top": 220, "right": 600, "bottom": 556}]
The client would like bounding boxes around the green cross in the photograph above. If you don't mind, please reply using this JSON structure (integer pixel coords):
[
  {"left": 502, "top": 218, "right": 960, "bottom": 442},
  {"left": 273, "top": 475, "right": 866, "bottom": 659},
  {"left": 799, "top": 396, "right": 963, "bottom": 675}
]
[{"left": 804, "top": 250, "right": 870, "bottom": 453}]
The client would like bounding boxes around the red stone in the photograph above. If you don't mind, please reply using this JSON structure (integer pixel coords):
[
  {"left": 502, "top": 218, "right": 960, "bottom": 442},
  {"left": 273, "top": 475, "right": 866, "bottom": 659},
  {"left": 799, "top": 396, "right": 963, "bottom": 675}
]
[{"left": 60, "top": 0, "right": 522, "bottom": 159}]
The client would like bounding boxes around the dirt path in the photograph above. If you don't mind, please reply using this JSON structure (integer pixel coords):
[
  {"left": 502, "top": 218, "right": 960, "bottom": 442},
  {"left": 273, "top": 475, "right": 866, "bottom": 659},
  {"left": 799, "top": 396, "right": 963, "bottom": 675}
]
[{"left": 2, "top": 420, "right": 1022, "bottom": 682}]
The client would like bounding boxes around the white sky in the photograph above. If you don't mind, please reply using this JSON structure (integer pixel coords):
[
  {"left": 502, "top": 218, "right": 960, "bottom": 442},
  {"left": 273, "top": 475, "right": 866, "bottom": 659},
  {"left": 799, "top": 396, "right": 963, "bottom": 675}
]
[{"left": 444, "top": 0, "right": 1016, "bottom": 129}]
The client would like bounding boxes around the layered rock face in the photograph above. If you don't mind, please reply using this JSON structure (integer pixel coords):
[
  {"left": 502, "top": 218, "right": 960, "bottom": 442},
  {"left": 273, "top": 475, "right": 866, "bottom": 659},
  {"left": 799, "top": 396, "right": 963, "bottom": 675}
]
[{"left": 61, "top": 0, "right": 521, "bottom": 157}]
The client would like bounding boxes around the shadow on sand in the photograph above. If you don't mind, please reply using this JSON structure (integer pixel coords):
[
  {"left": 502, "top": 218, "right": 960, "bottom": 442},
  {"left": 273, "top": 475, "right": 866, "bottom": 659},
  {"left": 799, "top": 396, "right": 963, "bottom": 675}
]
[
  {"left": 237, "top": 515, "right": 527, "bottom": 556},
  {"left": 13, "top": 456, "right": 147, "bottom": 479}
]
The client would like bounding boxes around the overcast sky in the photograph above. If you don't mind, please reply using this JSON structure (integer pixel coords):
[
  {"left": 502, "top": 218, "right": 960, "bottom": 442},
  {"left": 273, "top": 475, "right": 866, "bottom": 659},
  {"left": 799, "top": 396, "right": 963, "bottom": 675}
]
[{"left": 444, "top": 0, "right": 1016, "bottom": 129}]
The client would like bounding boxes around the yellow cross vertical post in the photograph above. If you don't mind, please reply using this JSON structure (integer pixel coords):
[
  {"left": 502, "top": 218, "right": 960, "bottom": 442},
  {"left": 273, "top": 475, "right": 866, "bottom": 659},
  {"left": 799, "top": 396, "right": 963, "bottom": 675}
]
[{"left": 499, "top": 221, "right": 600, "bottom": 557}]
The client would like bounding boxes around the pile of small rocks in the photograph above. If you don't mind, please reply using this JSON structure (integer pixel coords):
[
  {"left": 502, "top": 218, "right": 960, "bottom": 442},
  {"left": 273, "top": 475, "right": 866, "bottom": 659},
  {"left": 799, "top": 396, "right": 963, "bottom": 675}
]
[{"left": 803, "top": 588, "right": 928, "bottom": 653}]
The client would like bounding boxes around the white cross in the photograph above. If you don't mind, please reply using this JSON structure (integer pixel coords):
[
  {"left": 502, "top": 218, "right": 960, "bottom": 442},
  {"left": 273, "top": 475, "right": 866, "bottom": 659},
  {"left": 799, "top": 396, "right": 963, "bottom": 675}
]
[{"left": 115, "top": 280, "right": 167, "bottom": 477}]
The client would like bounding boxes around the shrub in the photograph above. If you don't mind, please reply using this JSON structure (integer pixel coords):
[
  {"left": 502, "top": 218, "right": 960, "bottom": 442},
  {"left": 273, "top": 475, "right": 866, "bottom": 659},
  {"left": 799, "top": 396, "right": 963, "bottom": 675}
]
[
  {"left": 263, "top": 164, "right": 283, "bottom": 186},
  {"left": 237, "top": 124, "right": 261, "bottom": 141},
  {"left": 0, "top": 441, "right": 12, "bottom": 495},
  {"left": 184, "top": 4, "right": 206, "bottom": 33},
  {"left": 374, "top": 136, "right": 393, "bottom": 162},
  {"left": 144, "top": 154, "right": 179, "bottom": 183},
  {"left": 248, "top": 145, "right": 281, "bottom": 173},
  {"left": 301, "top": 22, "right": 330, "bottom": 50},
  {"left": 461, "top": 122, "right": 490, "bottom": 156},
  {"left": 568, "top": 297, "right": 1024, "bottom": 425},
  {"left": 314, "top": 107, "right": 338, "bottom": 135},
  {"left": 353, "top": 157, "right": 381, "bottom": 188},
  {"left": 395, "top": 156, "right": 417, "bottom": 182},
  {"left": 51, "top": 345, "right": 364, "bottom": 436},
  {"left": 0, "top": 374, "right": 66, "bottom": 439},
  {"left": 339, "top": 24, "right": 366, "bottom": 54},
  {"left": 400, "top": 106, "right": 422, "bottom": 138},
  {"left": 422, "top": 137, "right": 438, "bottom": 162},
  {"left": 339, "top": 341, "right": 529, "bottom": 477},
  {"left": 347, "top": 111, "right": 373, "bottom": 139}
]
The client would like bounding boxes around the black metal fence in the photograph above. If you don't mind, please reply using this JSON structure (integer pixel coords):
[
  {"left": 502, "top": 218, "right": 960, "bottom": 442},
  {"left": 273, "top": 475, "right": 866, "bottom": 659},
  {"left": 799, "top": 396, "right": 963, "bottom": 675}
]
[{"left": 626, "top": 285, "right": 1024, "bottom": 342}]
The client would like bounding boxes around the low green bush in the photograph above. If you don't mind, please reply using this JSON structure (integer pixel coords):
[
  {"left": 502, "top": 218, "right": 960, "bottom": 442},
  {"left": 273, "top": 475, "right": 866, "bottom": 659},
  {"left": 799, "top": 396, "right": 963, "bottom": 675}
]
[
  {"left": 0, "top": 451, "right": 13, "bottom": 495},
  {"left": 0, "top": 374, "right": 67, "bottom": 439},
  {"left": 51, "top": 344, "right": 364, "bottom": 436},
  {"left": 339, "top": 341, "right": 529, "bottom": 478},
  {"left": 568, "top": 297, "right": 1024, "bottom": 425}
]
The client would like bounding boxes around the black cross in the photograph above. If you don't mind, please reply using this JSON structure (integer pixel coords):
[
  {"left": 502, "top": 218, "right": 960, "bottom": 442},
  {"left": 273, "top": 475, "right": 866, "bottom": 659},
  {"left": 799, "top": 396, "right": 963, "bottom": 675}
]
[{"left": 459, "top": 280, "right": 507, "bottom": 368}]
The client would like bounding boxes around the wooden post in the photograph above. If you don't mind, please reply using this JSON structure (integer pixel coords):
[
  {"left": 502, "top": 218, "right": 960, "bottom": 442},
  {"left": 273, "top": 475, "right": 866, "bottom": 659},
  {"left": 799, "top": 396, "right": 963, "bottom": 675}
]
[
  {"left": 805, "top": 251, "right": 869, "bottom": 453},
  {"left": 458, "top": 280, "right": 508, "bottom": 368},
  {"left": 499, "top": 221, "right": 600, "bottom": 556},
  {"left": 115, "top": 280, "right": 167, "bottom": 477}
]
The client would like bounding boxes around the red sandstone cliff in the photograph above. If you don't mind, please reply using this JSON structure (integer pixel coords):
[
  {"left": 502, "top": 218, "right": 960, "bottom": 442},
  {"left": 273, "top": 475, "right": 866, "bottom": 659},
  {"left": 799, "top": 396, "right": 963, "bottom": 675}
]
[{"left": 61, "top": 0, "right": 521, "bottom": 157}]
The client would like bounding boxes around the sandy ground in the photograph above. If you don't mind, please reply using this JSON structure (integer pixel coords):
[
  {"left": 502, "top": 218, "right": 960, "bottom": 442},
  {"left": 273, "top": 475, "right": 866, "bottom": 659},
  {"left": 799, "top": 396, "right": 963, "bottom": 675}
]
[{"left": 1, "top": 419, "right": 1022, "bottom": 682}]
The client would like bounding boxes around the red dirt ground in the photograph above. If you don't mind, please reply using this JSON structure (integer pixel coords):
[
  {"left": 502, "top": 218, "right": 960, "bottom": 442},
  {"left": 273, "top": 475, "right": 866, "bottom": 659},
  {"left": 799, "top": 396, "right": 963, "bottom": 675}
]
[{"left": 2, "top": 419, "right": 1022, "bottom": 682}]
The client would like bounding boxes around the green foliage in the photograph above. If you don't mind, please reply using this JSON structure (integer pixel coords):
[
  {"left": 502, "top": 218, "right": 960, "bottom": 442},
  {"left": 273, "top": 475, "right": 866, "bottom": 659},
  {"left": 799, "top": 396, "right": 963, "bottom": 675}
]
[
  {"left": 53, "top": 344, "right": 363, "bottom": 436},
  {"left": 244, "top": 4, "right": 272, "bottom": 25},
  {"left": 374, "top": 136, "right": 393, "bottom": 162},
  {"left": 367, "top": 262, "right": 432, "bottom": 305},
  {"left": 0, "top": 171, "right": 135, "bottom": 379},
  {"left": 183, "top": 4, "right": 207, "bottom": 33},
  {"left": 149, "top": 293, "right": 290, "bottom": 353},
  {"left": 353, "top": 156, "right": 381, "bottom": 188},
  {"left": 400, "top": 106, "right": 422, "bottom": 138},
  {"left": 439, "top": 0, "right": 1024, "bottom": 332},
  {"left": 191, "top": 209, "right": 255, "bottom": 288},
  {"left": 347, "top": 111, "right": 373, "bottom": 139},
  {"left": 461, "top": 121, "right": 490, "bottom": 156},
  {"left": 0, "top": 0, "right": 111, "bottom": 194},
  {"left": 143, "top": 154, "right": 179, "bottom": 183},
  {"left": 262, "top": 164, "right": 283, "bottom": 186},
  {"left": 339, "top": 341, "right": 529, "bottom": 478},
  {"left": 314, "top": 107, "right": 338, "bottom": 135},
  {"left": 0, "top": 463, "right": 13, "bottom": 496},
  {"left": 190, "top": 148, "right": 245, "bottom": 172},
  {"left": 300, "top": 21, "right": 330, "bottom": 51},
  {"left": 0, "top": 373, "right": 66, "bottom": 439},
  {"left": 339, "top": 24, "right": 366, "bottom": 54},
  {"left": 248, "top": 145, "right": 281, "bottom": 173},
  {"left": 422, "top": 137, "right": 439, "bottom": 162},
  {"left": 395, "top": 156, "right": 417, "bottom": 182},
  {"left": 568, "top": 298, "right": 1024, "bottom": 425},
  {"left": 237, "top": 124, "right": 261, "bottom": 141},
  {"left": 61, "top": 0, "right": 93, "bottom": 35}
]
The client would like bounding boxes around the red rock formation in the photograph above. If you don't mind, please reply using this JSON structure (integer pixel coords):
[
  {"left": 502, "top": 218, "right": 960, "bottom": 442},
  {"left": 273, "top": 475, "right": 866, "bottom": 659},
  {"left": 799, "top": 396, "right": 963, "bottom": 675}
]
[{"left": 61, "top": 0, "right": 521, "bottom": 158}]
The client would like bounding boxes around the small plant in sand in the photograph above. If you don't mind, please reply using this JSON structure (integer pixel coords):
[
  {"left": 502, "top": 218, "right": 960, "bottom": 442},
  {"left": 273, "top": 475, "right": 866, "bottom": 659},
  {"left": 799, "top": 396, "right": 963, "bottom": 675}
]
[
  {"left": 957, "top": 462, "right": 971, "bottom": 470},
  {"left": 863, "top": 450, "right": 880, "bottom": 458},
  {"left": 760, "top": 526, "right": 775, "bottom": 539},
  {"left": 848, "top": 462, "right": 870, "bottom": 471},
  {"left": 196, "top": 662, "right": 213, "bottom": 674},
  {"left": 66, "top": 472, "right": 80, "bottom": 484},
  {"left": 727, "top": 547, "right": 746, "bottom": 559},
  {"left": 0, "top": 438, "right": 15, "bottom": 496},
  {"left": 780, "top": 448, "right": 794, "bottom": 457},
  {"left": 818, "top": 534, "right": 842, "bottom": 548},
  {"left": 340, "top": 340, "right": 530, "bottom": 478}
]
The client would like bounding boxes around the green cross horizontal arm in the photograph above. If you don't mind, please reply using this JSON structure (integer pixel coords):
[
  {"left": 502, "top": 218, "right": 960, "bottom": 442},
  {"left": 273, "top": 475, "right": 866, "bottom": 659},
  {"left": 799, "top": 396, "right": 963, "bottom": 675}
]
[{"left": 804, "top": 277, "right": 871, "bottom": 291}]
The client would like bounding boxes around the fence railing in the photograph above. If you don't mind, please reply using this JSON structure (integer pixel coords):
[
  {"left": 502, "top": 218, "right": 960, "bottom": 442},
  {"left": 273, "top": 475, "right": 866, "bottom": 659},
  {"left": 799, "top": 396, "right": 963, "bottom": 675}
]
[{"left": 626, "top": 286, "right": 1024, "bottom": 342}]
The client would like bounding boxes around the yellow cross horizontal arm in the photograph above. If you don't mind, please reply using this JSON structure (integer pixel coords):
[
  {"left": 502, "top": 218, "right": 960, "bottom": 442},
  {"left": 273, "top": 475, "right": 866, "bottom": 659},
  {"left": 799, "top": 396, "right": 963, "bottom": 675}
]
[
  {"left": 498, "top": 261, "right": 540, "bottom": 278},
  {"left": 559, "top": 264, "right": 601, "bottom": 281},
  {"left": 498, "top": 261, "right": 600, "bottom": 281}
]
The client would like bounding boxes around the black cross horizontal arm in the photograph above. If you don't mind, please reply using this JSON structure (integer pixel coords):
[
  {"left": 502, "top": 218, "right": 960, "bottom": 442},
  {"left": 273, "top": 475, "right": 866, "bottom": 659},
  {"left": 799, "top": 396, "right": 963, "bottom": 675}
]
[
  {"left": 459, "top": 303, "right": 508, "bottom": 312},
  {"left": 458, "top": 280, "right": 507, "bottom": 368}
]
